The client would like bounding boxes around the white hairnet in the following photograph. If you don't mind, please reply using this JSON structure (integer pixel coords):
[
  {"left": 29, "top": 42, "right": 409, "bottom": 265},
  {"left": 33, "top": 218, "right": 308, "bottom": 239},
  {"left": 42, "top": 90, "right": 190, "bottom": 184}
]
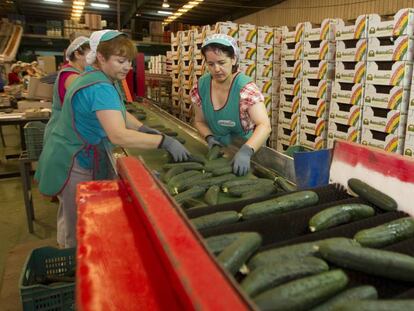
[
  {"left": 85, "top": 30, "right": 112, "bottom": 65},
  {"left": 66, "top": 36, "right": 89, "bottom": 61},
  {"left": 202, "top": 34, "right": 240, "bottom": 63},
  {"left": 11, "top": 63, "right": 21, "bottom": 70}
]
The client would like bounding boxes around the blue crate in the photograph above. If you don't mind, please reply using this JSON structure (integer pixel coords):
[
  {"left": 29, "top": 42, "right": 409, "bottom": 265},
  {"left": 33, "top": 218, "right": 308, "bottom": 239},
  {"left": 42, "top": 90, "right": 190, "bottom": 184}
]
[{"left": 19, "top": 247, "right": 76, "bottom": 311}]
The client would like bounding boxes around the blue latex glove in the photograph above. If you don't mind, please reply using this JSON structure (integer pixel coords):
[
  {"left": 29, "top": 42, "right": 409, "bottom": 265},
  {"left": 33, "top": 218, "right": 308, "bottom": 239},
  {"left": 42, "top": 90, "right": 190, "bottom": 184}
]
[
  {"left": 138, "top": 125, "right": 161, "bottom": 135},
  {"left": 206, "top": 135, "right": 223, "bottom": 149},
  {"left": 232, "top": 144, "right": 254, "bottom": 176},
  {"left": 159, "top": 135, "right": 190, "bottom": 162}
]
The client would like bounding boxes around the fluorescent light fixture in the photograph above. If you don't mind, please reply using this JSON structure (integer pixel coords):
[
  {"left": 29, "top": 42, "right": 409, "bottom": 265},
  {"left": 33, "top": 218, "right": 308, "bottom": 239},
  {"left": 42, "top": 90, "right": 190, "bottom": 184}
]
[
  {"left": 162, "top": 0, "right": 170, "bottom": 8},
  {"left": 73, "top": 1, "right": 85, "bottom": 5},
  {"left": 44, "top": 0, "right": 63, "bottom": 3},
  {"left": 73, "top": 9, "right": 83, "bottom": 13},
  {"left": 178, "top": 8, "right": 188, "bottom": 12},
  {"left": 158, "top": 10, "right": 173, "bottom": 15},
  {"left": 164, "top": 0, "right": 204, "bottom": 25},
  {"left": 91, "top": 2, "right": 110, "bottom": 8},
  {"left": 73, "top": 5, "right": 84, "bottom": 9},
  {"left": 183, "top": 4, "right": 194, "bottom": 9},
  {"left": 173, "top": 12, "right": 182, "bottom": 16}
]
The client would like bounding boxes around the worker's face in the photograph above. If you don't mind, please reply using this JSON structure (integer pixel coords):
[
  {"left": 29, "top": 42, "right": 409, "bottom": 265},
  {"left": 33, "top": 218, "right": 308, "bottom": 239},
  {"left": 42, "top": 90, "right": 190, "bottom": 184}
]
[
  {"left": 205, "top": 50, "right": 236, "bottom": 83},
  {"left": 97, "top": 53, "right": 131, "bottom": 81},
  {"left": 75, "top": 49, "right": 90, "bottom": 70},
  {"left": 13, "top": 67, "right": 21, "bottom": 73}
]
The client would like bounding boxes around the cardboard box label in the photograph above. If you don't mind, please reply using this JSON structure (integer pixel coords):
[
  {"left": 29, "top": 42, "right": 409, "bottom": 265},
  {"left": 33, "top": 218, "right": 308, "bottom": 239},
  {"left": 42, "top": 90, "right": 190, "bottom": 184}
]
[
  {"left": 299, "top": 131, "right": 326, "bottom": 150},
  {"left": 258, "top": 26, "right": 274, "bottom": 45},
  {"left": 335, "top": 15, "right": 367, "bottom": 40},
  {"left": 367, "top": 36, "right": 414, "bottom": 61},
  {"left": 336, "top": 39, "right": 367, "bottom": 61},
  {"left": 366, "top": 61, "right": 413, "bottom": 86},
  {"left": 364, "top": 84, "right": 410, "bottom": 110},
  {"left": 303, "top": 41, "right": 336, "bottom": 60},
  {"left": 361, "top": 127, "right": 404, "bottom": 153},
  {"left": 368, "top": 9, "right": 414, "bottom": 37},
  {"left": 335, "top": 61, "right": 366, "bottom": 83},
  {"left": 331, "top": 82, "right": 364, "bottom": 105},
  {"left": 301, "top": 97, "right": 328, "bottom": 118},
  {"left": 329, "top": 101, "right": 362, "bottom": 127},
  {"left": 362, "top": 105, "right": 407, "bottom": 134},
  {"left": 239, "top": 24, "right": 258, "bottom": 43}
]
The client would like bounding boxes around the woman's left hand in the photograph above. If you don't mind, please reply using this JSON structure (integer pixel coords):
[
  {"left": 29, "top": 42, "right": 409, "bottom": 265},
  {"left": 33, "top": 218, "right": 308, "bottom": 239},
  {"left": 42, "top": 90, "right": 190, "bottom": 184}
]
[{"left": 232, "top": 144, "right": 254, "bottom": 176}]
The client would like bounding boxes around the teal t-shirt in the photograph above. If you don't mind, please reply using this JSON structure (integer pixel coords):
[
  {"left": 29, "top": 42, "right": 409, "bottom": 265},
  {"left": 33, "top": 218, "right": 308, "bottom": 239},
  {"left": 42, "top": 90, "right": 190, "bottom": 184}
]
[{"left": 73, "top": 81, "right": 123, "bottom": 169}]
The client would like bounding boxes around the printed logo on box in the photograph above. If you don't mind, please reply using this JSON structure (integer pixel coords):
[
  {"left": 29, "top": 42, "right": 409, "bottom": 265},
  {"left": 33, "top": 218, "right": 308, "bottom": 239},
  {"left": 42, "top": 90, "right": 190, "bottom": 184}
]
[{"left": 368, "top": 9, "right": 414, "bottom": 37}]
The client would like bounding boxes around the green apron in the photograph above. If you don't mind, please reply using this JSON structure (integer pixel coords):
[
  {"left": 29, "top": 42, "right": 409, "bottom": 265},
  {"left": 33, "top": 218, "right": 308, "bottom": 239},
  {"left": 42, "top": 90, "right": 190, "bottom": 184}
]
[
  {"left": 35, "top": 69, "right": 126, "bottom": 196},
  {"left": 43, "top": 66, "right": 80, "bottom": 143},
  {"left": 198, "top": 72, "right": 253, "bottom": 146}
]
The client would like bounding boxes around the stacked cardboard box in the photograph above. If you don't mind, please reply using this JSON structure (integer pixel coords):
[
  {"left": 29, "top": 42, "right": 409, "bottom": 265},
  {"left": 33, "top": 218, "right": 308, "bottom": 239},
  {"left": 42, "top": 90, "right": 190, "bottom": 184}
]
[
  {"left": 362, "top": 9, "right": 414, "bottom": 154},
  {"left": 328, "top": 15, "right": 368, "bottom": 148},
  {"left": 170, "top": 32, "right": 183, "bottom": 118},
  {"left": 269, "top": 27, "right": 282, "bottom": 148},
  {"left": 149, "top": 55, "right": 168, "bottom": 74},
  {"left": 239, "top": 23, "right": 257, "bottom": 82},
  {"left": 300, "top": 19, "right": 336, "bottom": 150},
  {"left": 277, "top": 23, "right": 305, "bottom": 152}
]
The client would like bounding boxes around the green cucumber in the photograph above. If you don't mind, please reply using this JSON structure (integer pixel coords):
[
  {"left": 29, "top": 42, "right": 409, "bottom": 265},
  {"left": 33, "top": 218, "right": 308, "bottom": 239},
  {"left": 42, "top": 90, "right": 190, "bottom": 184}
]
[
  {"left": 150, "top": 125, "right": 165, "bottom": 130},
  {"left": 241, "top": 191, "right": 319, "bottom": 220},
  {"left": 348, "top": 178, "right": 397, "bottom": 211},
  {"left": 174, "top": 186, "right": 206, "bottom": 204},
  {"left": 192, "top": 211, "right": 241, "bottom": 230},
  {"left": 241, "top": 257, "right": 329, "bottom": 297},
  {"left": 135, "top": 114, "right": 146, "bottom": 120},
  {"left": 222, "top": 178, "right": 267, "bottom": 192},
  {"left": 204, "top": 185, "right": 220, "bottom": 205},
  {"left": 160, "top": 129, "right": 178, "bottom": 136},
  {"left": 206, "top": 145, "right": 223, "bottom": 160},
  {"left": 205, "top": 232, "right": 250, "bottom": 255},
  {"left": 248, "top": 238, "right": 360, "bottom": 270},
  {"left": 167, "top": 170, "right": 201, "bottom": 190},
  {"left": 212, "top": 165, "right": 233, "bottom": 176},
  {"left": 196, "top": 174, "right": 238, "bottom": 189},
  {"left": 188, "top": 154, "right": 207, "bottom": 165},
  {"left": 217, "top": 232, "right": 262, "bottom": 275},
  {"left": 227, "top": 180, "right": 275, "bottom": 197},
  {"left": 253, "top": 270, "right": 348, "bottom": 311},
  {"left": 309, "top": 285, "right": 378, "bottom": 311},
  {"left": 204, "top": 158, "right": 231, "bottom": 171},
  {"left": 242, "top": 185, "right": 279, "bottom": 200},
  {"left": 253, "top": 166, "right": 279, "bottom": 181},
  {"left": 318, "top": 243, "right": 414, "bottom": 282},
  {"left": 275, "top": 177, "right": 296, "bottom": 192},
  {"left": 335, "top": 300, "right": 414, "bottom": 311},
  {"left": 354, "top": 217, "right": 414, "bottom": 248},
  {"left": 173, "top": 172, "right": 213, "bottom": 194},
  {"left": 309, "top": 204, "right": 375, "bottom": 232},
  {"left": 163, "top": 166, "right": 186, "bottom": 183},
  {"left": 182, "top": 198, "right": 208, "bottom": 209},
  {"left": 162, "top": 162, "right": 204, "bottom": 171}
]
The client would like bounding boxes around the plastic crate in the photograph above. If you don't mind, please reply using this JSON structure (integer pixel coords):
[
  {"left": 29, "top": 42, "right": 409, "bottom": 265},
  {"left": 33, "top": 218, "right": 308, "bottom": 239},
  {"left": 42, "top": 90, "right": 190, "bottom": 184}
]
[
  {"left": 23, "top": 121, "right": 46, "bottom": 160},
  {"left": 19, "top": 247, "right": 76, "bottom": 311}
]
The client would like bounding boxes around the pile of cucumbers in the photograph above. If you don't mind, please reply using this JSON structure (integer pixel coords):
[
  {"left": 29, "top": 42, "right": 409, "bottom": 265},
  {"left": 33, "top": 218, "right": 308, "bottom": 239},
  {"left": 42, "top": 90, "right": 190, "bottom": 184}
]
[
  {"left": 205, "top": 233, "right": 414, "bottom": 310},
  {"left": 160, "top": 145, "right": 297, "bottom": 213}
]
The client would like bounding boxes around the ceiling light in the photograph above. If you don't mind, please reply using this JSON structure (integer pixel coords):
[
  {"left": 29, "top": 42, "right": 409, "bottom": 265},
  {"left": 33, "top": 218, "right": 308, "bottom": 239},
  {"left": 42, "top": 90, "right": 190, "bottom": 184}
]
[
  {"left": 91, "top": 2, "right": 110, "bottom": 8},
  {"left": 173, "top": 12, "right": 182, "bottom": 16},
  {"left": 44, "top": 0, "right": 63, "bottom": 3},
  {"left": 73, "top": 5, "right": 84, "bottom": 9},
  {"left": 72, "top": 13, "right": 82, "bottom": 17},
  {"left": 178, "top": 8, "right": 188, "bottom": 12},
  {"left": 73, "top": 1, "right": 85, "bottom": 5},
  {"left": 73, "top": 9, "right": 83, "bottom": 13},
  {"left": 162, "top": 0, "right": 170, "bottom": 8},
  {"left": 158, "top": 10, "right": 172, "bottom": 15},
  {"left": 183, "top": 4, "right": 194, "bottom": 9}
]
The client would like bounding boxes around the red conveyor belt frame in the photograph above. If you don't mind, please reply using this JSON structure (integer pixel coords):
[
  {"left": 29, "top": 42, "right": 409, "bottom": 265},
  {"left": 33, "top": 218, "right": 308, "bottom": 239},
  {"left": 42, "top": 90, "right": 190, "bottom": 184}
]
[{"left": 76, "top": 156, "right": 251, "bottom": 310}]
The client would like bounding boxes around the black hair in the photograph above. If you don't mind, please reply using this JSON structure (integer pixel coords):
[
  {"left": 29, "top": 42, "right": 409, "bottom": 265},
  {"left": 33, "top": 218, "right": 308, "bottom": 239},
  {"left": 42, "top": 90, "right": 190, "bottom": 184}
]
[
  {"left": 201, "top": 42, "right": 238, "bottom": 73},
  {"left": 69, "top": 42, "right": 91, "bottom": 62}
]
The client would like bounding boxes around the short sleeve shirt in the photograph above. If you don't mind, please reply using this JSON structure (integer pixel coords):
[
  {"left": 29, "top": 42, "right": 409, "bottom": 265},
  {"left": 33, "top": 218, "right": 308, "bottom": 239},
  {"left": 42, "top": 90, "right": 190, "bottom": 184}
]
[
  {"left": 73, "top": 82, "right": 123, "bottom": 169},
  {"left": 190, "top": 79, "right": 264, "bottom": 132}
]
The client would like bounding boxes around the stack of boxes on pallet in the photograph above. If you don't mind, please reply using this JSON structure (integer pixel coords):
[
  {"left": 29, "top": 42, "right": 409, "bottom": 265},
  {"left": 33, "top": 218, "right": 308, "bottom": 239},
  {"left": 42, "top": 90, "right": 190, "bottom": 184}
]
[
  {"left": 362, "top": 9, "right": 414, "bottom": 154},
  {"left": 300, "top": 19, "right": 336, "bottom": 150},
  {"left": 277, "top": 24, "right": 305, "bottom": 152},
  {"left": 170, "top": 31, "right": 183, "bottom": 118},
  {"left": 148, "top": 55, "right": 168, "bottom": 74},
  {"left": 328, "top": 15, "right": 368, "bottom": 148},
  {"left": 269, "top": 27, "right": 283, "bottom": 148},
  {"left": 169, "top": 27, "right": 209, "bottom": 121},
  {"left": 238, "top": 23, "right": 257, "bottom": 82}
]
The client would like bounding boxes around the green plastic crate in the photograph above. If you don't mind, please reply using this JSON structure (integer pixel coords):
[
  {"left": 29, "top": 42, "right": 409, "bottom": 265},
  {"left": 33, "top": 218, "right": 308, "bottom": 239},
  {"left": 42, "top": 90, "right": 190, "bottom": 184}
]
[
  {"left": 23, "top": 121, "right": 46, "bottom": 160},
  {"left": 19, "top": 247, "right": 76, "bottom": 311}
]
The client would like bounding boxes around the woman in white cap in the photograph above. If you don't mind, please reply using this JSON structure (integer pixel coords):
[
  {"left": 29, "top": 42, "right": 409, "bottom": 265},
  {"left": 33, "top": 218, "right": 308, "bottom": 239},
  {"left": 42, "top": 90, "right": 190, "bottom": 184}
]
[
  {"left": 43, "top": 36, "right": 90, "bottom": 142},
  {"left": 8, "top": 63, "right": 22, "bottom": 85},
  {"left": 35, "top": 30, "right": 190, "bottom": 248},
  {"left": 191, "top": 34, "right": 271, "bottom": 176},
  {"left": 30, "top": 61, "right": 44, "bottom": 77}
]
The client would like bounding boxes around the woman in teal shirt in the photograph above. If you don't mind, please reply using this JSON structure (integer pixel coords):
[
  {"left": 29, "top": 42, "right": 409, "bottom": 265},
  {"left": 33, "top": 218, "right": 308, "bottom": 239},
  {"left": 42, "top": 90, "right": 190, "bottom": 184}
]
[
  {"left": 191, "top": 34, "right": 271, "bottom": 176},
  {"left": 35, "top": 30, "right": 189, "bottom": 248}
]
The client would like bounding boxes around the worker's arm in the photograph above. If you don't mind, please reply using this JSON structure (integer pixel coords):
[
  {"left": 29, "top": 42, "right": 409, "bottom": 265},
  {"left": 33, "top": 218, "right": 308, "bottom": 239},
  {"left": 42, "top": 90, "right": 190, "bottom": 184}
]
[
  {"left": 193, "top": 104, "right": 213, "bottom": 139},
  {"left": 125, "top": 110, "right": 143, "bottom": 130},
  {"left": 96, "top": 110, "right": 161, "bottom": 149},
  {"left": 64, "top": 73, "right": 79, "bottom": 90},
  {"left": 244, "top": 101, "right": 272, "bottom": 152}
]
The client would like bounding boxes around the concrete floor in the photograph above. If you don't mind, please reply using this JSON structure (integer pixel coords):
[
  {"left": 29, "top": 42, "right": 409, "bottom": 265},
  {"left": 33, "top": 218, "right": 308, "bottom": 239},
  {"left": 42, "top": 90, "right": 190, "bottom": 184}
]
[{"left": 0, "top": 125, "right": 58, "bottom": 309}]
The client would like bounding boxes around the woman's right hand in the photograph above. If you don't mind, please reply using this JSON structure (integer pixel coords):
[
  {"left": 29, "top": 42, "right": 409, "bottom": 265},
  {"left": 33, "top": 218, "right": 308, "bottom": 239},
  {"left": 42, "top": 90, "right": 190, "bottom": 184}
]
[
  {"left": 206, "top": 135, "right": 223, "bottom": 149},
  {"left": 160, "top": 135, "right": 190, "bottom": 162}
]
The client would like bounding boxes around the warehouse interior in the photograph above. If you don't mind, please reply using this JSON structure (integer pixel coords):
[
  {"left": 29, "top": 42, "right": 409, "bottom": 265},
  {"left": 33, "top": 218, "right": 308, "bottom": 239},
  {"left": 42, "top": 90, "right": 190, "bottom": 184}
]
[{"left": 1, "top": 0, "right": 414, "bottom": 310}]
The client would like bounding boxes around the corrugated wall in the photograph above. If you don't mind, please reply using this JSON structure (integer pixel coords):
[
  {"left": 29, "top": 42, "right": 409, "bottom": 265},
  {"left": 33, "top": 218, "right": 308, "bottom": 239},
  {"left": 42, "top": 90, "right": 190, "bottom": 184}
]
[{"left": 235, "top": 0, "right": 414, "bottom": 26}]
